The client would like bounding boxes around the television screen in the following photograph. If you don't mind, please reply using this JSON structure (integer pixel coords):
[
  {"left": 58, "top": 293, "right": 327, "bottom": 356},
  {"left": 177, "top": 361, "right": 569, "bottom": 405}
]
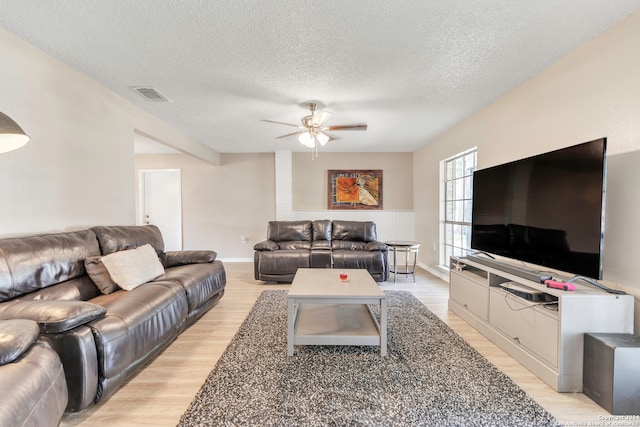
[{"left": 471, "top": 138, "right": 607, "bottom": 279}]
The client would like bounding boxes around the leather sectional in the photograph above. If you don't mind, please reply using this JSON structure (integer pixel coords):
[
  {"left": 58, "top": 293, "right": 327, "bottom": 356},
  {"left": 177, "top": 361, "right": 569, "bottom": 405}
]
[
  {"left": 0, "top": 225, "right": 226, "bottom": 417},
  {"left": 0, "top": 319, "right": 67, "bottom": 427},
  {"left": 254, "top": 220, "right": 389, "bottom": 282}
]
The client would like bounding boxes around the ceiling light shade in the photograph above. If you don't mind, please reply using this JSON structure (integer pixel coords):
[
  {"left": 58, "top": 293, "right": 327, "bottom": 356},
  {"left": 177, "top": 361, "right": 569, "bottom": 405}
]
[
  {"left": 316, "top": 132, "right": 330, "bottom": 146},
  {"left": 298, "top": 132, "right": 315, "bottom": 148},
  {"left": 0, "top": 112, "right": 30, "bottom": 153}
]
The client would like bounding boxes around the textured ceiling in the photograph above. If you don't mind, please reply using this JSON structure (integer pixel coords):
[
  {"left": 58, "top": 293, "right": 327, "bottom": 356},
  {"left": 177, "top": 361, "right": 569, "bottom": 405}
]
[{"left": 1, "top": 1, "right": 639, "bottom": 153}]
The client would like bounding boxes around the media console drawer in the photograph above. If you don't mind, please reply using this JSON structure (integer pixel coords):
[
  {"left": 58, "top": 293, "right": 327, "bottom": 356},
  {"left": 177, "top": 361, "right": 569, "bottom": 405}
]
[
  {"left": 489, "top": 288, "right": 559, "bottom": 367},
  {"left": 450, "top": 271, "right": 489, "bottom": 321}
]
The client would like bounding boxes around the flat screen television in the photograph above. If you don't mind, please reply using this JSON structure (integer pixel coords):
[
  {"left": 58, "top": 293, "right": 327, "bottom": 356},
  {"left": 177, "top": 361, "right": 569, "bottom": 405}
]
[{"left": 470, "top": 138, "right": 607, "bottom": 280}]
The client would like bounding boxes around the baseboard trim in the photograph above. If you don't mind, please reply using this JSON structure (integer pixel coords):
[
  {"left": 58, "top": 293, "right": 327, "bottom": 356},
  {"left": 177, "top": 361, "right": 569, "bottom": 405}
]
[
  {"left": 219, "top": 257, "right": 253, "bottom": 263},
  {"left": 419, "top": 262, "right": 449, "bottom": 282}
]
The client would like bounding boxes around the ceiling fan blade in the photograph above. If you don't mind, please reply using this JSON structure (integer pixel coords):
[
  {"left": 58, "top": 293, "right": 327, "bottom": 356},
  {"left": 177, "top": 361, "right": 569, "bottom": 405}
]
[
  {"left": 275, "top": 130, "right": 306, "bottom": 139},
  {"left": 323, "top": 132, "right": 340, "bottom": 142},
  {"left": 324, "top": 124, "right": 367, "bottom": 131},
  {"left": 261, "top": 119, "right": 300, "bottom": 128}
]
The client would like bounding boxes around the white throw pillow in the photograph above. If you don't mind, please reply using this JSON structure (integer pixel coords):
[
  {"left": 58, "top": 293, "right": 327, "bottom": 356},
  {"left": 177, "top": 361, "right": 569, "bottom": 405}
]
[{"left": 100, "top": 244, "right": 165, "bottom": 291}]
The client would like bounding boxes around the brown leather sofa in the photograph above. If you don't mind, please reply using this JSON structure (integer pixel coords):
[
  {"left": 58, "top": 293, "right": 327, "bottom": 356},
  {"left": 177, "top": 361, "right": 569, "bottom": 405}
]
[
  {"left": 254, "top": 220, "right": 388, "bottom": 282},
  {"left": 0, "top": 319, "right": 68, "bottom": 427},
  {"left": 0, "top": 225, "right": 226, "bottom": 413}
]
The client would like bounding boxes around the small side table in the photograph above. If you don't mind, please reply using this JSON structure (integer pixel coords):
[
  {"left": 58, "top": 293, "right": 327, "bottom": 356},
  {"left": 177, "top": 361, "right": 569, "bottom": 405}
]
[{"left": 384, "top": 241, "right": 421, "bottom": 283}]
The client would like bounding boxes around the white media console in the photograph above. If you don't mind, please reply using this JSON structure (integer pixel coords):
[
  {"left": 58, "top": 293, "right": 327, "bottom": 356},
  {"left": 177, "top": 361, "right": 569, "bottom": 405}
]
[{"left": 448, "top": 256, "right": 634, "bottom": 392}]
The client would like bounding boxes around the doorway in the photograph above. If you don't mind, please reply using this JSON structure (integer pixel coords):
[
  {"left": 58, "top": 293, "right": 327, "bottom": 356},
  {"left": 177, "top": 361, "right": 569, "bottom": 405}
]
[{"left": 138, "top": 169, "right": 183, "bottom": 251}]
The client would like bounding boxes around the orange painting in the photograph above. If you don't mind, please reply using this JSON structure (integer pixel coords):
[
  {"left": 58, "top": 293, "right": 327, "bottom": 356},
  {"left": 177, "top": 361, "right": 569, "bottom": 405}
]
[
  {"left": 336, "top": 177, "right": 360, "bottom": 202},
  {"left": 328, "top": 170, "right": 382, "bottom": 210}
]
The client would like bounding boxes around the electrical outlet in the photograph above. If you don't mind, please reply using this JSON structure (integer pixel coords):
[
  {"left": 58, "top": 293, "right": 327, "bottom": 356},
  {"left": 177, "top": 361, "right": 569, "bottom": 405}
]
[{"left": 241, "top": 236, "right": 248, "bottom": 244}]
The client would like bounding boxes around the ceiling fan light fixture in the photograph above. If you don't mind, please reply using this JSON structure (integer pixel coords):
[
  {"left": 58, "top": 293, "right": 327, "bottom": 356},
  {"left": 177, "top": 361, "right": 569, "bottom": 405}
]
[
  {"left": 316, "top": 132, "right": 329, "bottom": 146},
  {"left": 298, "top": 132, "right": 315, "bottom": 148}
]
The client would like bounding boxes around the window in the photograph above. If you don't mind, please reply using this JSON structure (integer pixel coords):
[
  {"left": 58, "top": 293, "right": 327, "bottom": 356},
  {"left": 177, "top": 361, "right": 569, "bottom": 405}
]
[{"left": 440, "top": 148, "right": 477, "bottom": 267}]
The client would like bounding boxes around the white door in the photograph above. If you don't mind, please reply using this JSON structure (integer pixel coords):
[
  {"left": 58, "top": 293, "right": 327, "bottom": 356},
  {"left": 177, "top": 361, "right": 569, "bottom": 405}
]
[{"left": 138, "top": 169, "right": 182, "bottom": 251}]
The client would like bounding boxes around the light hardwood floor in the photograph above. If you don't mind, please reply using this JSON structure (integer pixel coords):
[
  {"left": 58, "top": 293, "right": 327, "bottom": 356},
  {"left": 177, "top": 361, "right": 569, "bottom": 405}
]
[{"left": 61, "top": 263, "right": 617, "bottom": 426}]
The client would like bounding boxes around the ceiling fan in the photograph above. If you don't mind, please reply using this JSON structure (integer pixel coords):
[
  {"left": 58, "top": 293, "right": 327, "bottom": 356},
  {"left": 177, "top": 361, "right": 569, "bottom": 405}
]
[{"left": 262, "top": 103, "right": 367, "bottom": 156}]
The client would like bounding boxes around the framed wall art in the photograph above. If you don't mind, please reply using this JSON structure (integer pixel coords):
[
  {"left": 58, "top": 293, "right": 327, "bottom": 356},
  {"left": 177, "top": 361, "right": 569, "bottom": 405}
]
[{"left": 327, "top": 169, "right": 383, "bottom": 210}]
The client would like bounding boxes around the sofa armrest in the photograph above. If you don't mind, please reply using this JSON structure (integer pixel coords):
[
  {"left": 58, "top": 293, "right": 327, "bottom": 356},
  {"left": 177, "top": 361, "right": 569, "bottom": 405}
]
[
  {"left": 364, "top": 241, "right": 389, "bottom": 252},
  {"left": 164, "top": 250, "right": 217, "bottom": 267},
  {"left": 0, "top": 301, "right": 106, "bottom": 334},
  {"left": 312, "top": 240, "right": 331, "bottom": 250},
  {"left": 0, "top": 319, "right": 40, "bottom": 365},
  {"left": 253, "top": 240, "right": 279, "bottom": 251}
]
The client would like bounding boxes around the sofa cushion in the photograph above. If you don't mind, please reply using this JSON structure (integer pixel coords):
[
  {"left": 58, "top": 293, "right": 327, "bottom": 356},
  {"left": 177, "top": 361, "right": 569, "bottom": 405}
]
[
  {"left": 84, "top": 257, "right": 120, "bottom": 294},
  {"left": 278, "top": 241, "right": 312, "bottom": 250},
  {"left": 332, "top": 250, "right": 387, "bottom": 282},
  {"left": 0, "top": 229, "right": 101, "bottom": 302},
  {"left": 92, "top": 225, "right": 165, "bottom": 260},
  {"left": 312, "top": 220, "right": 332, "bottom": 241},
  {"left": 12, "top": 276, "right": 101, "bottom": 302},
  {"left": 89, "top": 281, "right": 187, "bottom": 380},
  {"left": 158, "top": 261, "right": 226, "bottom": 312},
  {"left": 331, "top": 220, "right": 377, "bottom": 242},
  {"left": 100, "top": 244, "right": 165, "bottom": 291},
  {"left": 256, "top": 250, "right": 310, "bottom": 275},
  {"left": 0, "top": 319, "right": 39, "bottom": 365},
  {"left": 332, "top": 241, "right": 367, "bottom": 251},
  {"left": 267, "top": 221, "right": 312, "bottom": 242}
]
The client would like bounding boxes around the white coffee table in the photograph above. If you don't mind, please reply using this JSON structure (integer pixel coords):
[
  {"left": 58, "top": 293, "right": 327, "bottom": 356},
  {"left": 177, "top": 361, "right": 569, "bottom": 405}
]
[{"left": 287, "top": 268, "right": 387, "bottom": 356}]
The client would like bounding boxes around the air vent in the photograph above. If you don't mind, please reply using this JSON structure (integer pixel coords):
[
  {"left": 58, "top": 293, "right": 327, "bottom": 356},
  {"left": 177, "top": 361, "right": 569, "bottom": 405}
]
[{"left": 130, "top": 86, "right": 172, "bottom": 103}]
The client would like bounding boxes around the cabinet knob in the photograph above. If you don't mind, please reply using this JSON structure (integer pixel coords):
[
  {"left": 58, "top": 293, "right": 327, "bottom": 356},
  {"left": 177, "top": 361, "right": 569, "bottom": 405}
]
[{"left": 513, "top": 337, "right": 520, "bottom": 344}]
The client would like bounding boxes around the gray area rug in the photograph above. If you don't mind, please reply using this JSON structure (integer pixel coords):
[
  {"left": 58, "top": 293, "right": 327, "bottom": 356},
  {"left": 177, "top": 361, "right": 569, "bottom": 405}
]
[{"left": 178, "top": 290, "right": 560, "bottom": 426}]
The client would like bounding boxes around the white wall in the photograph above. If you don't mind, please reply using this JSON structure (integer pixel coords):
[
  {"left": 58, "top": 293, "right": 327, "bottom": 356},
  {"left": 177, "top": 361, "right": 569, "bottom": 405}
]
[
  {"left": 0, "top": 28, "right": 219, "bottom": 237},
  {"left": 414, "top": 11, "right": 640, "bottom": 328},
  {"left": 135, "top": 153, "right": 275, "bottom": 261},
  {"left": 292, "top": 152, "right": 413, "bottom": 210}
]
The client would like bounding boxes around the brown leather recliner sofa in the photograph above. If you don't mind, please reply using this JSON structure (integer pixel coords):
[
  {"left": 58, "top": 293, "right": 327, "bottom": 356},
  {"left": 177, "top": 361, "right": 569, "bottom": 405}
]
[
  {"left": 254, "top": 220, "right": 389, "bottom": 282},
  {"left": 0, "top": 225, "right": 226, "bottom": 414},
  {"left": 0, "top": 319, "right": 68, "bottom": 427}
]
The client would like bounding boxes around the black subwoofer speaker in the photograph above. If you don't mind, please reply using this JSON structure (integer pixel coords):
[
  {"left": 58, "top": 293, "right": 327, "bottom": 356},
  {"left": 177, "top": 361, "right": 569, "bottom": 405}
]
[{"left": 583, "top": 333, "right": 640, "bottom": 415}]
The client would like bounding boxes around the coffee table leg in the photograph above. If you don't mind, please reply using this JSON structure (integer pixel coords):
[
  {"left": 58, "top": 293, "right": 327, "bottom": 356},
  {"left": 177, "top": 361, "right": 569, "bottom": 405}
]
[
  {"left": 287, "top": 298, "right": 295, "bottom": 356},
  {"left": 380, "top": 298, "right": 388, "bottom": 357}
]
